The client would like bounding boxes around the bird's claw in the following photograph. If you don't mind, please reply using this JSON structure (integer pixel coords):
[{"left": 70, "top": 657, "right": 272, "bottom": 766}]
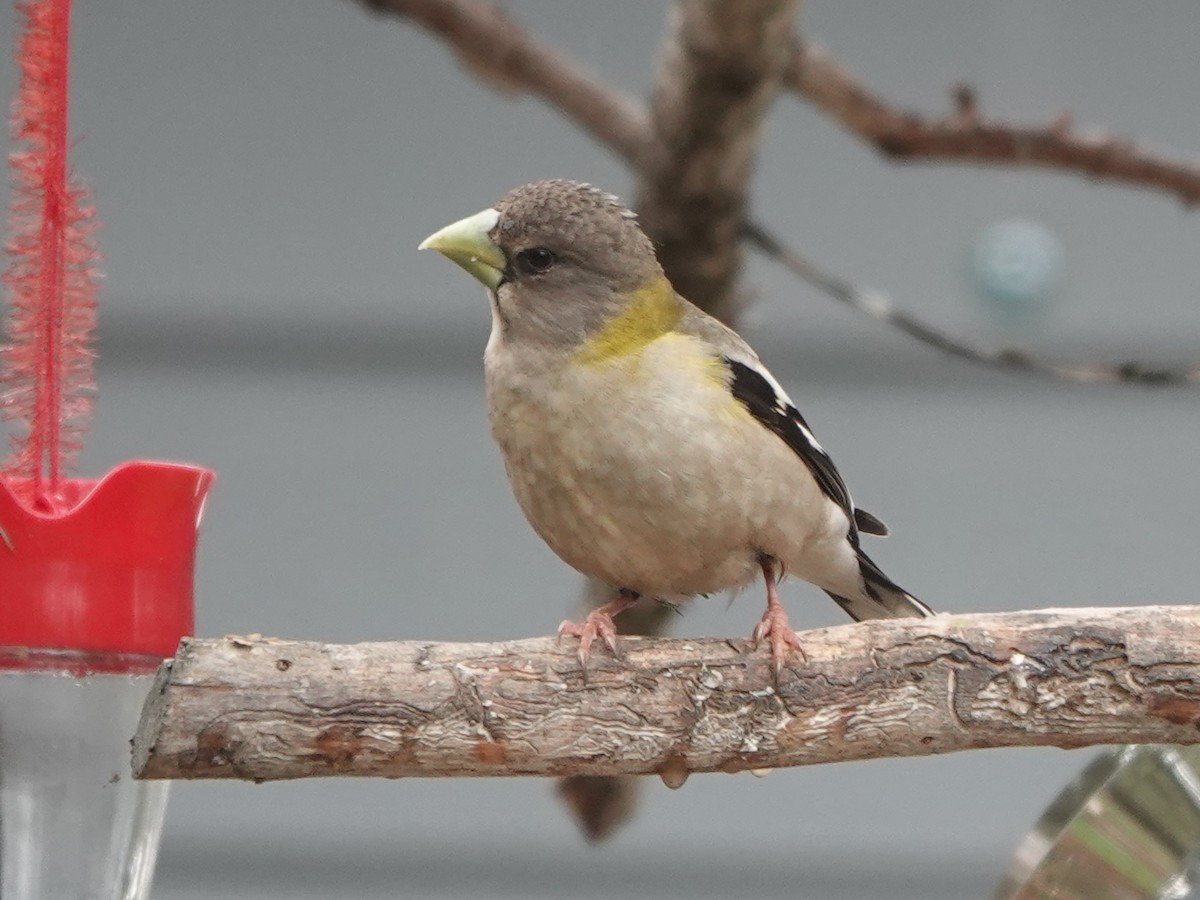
[
  {"left": 752, "top": 605, "right": 806, "bottom": 674},
  {"left": 558, "top": 610, "right": 621, "bottom": 665}
]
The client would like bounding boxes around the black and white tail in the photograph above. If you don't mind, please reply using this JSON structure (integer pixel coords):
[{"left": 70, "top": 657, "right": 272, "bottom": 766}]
[{"left": 825, "top": 548, "right": 934, "bottom": 623}]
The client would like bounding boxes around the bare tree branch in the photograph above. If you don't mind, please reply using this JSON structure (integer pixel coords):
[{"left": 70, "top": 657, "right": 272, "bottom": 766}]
[
  {"left": 787, "top": 38, "right": 1200, "bottom": 207},
  {"left": 357, "top": 1, "right": 1200, "bottom": 210},
  {"left": 356, "top": 0, "right": 649, "bottom": 164},
  {"left": 570, "top": 0, "right": 803, "bottom": 835},
  {"left": 353, "top": 0, "right": 1198, "bottom": 388},
  {"left": 634, "top": 0, "right": 801, "bottom": 322},
  {"left": 134, "top": 607, "right": 1200, "bottom": 783},
  {"left": 745, "top": 223, "right": 1200, "bottom": 386}
]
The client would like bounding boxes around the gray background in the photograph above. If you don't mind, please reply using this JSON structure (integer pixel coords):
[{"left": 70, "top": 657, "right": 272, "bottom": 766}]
[{"left": 4, "top": 1, "right": 1200, "bottom": 897}]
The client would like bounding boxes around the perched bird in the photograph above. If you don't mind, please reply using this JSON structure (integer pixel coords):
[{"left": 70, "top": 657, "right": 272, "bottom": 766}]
[{"left": 420, "top": 180, "right": 931, "bottom": 671}]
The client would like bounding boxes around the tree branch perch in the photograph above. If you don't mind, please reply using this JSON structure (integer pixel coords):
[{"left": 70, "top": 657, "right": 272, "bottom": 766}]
[{"left": 134, "top": 607, "right": 1200, "bottom": 783}]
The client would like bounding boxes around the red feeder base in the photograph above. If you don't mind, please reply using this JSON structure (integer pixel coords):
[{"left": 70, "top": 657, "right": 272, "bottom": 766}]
[{"left": 0, "top": 459, "right": 215, "bottom": 662}]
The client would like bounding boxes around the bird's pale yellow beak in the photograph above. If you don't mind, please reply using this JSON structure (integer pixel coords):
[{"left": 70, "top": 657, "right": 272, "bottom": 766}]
[{"left": 418, "top": 207, "right": 506, "bottom": 291}]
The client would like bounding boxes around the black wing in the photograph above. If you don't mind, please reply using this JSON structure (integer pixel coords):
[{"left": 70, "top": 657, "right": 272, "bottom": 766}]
[{"left": 724, "top": 358, "right": 887, "bottom": 539}]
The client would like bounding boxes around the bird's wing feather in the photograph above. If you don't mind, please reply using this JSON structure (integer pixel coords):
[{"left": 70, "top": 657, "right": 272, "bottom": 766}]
[
  {"left": 675, "top": 300, "right": 888, "bottom": 539},
  {"left": 723, "top": 357, "right": 856, "bottom": 526}
]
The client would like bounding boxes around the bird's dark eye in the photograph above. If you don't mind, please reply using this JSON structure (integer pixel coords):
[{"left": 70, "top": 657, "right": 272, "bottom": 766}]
[{"left": 515, "top": 247, "right": 557, "bottom": 275}]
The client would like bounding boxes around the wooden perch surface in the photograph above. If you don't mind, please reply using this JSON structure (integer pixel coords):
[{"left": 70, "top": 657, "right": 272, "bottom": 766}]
[{"left": 134, "top": 607, "right": 1200, "bottom": 783}]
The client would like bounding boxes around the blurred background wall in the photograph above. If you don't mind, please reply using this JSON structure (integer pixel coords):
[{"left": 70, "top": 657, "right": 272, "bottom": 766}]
[{"left": 3, "top": 1, "right": 1199, "bottom": 897}]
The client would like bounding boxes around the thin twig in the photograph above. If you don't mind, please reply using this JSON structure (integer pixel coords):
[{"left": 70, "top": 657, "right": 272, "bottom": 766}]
[
  {"left": 134, "top": 608, "right": 1200, "bottom": 782},
  {"left": 745, "top": 222, "right": 1200, "bottom": 386},
  {"left": 787, "top": 38, "right": 1200, "bottom": 207}
]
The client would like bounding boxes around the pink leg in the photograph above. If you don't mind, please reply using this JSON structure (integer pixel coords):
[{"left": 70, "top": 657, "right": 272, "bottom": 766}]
[
  {"left": 559, "top": 590, "right": 640, "bottom": 664},
  {"left": 751, "top": 558, "right": 806, "bottom": 674}
]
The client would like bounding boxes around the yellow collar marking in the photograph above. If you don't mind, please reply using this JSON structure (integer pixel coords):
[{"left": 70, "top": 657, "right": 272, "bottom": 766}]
[{"left": 573, "top": 276, "right": 684, "bottom": 365}]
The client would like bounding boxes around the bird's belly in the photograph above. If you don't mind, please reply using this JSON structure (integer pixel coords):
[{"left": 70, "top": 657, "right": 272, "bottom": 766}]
[
  {"left": 485, "top": 338, "right": 837, "bottom": 597},
  {"left": 497, "top": 409, "right": 761, "bottom": 595}
]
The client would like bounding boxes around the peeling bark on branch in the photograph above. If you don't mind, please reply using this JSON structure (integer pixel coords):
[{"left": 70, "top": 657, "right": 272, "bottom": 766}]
[{"left": 135, "top": 607, "right": 1200, "bottom": 783}]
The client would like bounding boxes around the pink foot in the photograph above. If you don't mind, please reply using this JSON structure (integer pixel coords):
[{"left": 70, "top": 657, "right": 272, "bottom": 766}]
[
  {"left": 558, "top": 591, "right": 639, "bottom": 665},
  {"left": 754, "top": 557, "right": 806, "bottom": 674},
  {"left": 558, "top": 610, "right": 620, "bottom": 663},
  {"left": 751, "top": 603, "right": 806, "bottom": 674}
]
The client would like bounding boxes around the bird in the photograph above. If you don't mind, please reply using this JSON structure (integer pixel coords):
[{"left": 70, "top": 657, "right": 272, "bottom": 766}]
[{"left": 419, "top": 179, "right": 932, "bottom": 672}]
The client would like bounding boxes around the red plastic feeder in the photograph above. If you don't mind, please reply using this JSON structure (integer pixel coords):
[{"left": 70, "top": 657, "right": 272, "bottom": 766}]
[{"left": 0, "top": 460, "right": 214, "bottom": 666}]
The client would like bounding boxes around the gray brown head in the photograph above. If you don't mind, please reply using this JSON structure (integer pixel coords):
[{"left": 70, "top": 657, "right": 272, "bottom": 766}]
[{"left": 420, "top": 180, "right": 672, "bottom": 350}]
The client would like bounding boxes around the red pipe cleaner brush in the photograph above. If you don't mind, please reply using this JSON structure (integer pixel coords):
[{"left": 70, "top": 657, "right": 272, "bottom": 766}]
[{"left": 2, "top": 0, "right": 98, "bottom": 514}]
